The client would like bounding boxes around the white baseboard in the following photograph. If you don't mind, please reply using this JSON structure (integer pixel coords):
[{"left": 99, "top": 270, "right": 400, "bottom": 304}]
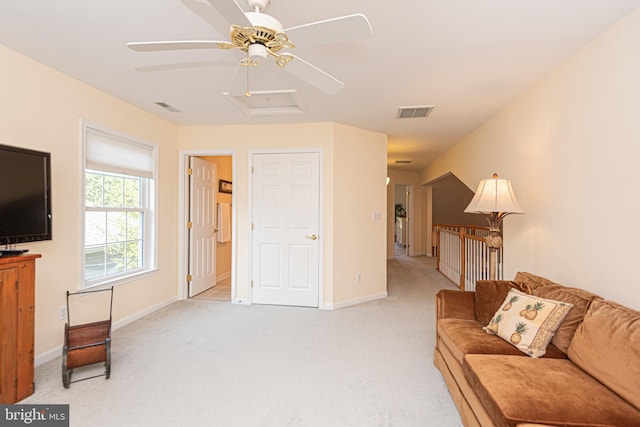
[
  {"left": 321, "top": 292, "right": 388, "bottom": 310},
  {"left": 34, "top": 296, "right": 178, "bottom": 367},
  {"left": 34, "top": 346, "right": 63, "bottom": 367},
  {"left": 111, "top": 296, "right": 178, "bottom": 331}
]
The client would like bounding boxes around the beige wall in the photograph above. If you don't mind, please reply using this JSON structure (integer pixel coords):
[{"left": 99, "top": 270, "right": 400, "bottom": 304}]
[
  {"left": 179, "top": 122, "right": 388, "bottom": 308},
  {"left": 0, "top": 45, "right": 179, "bottom": 358},
  {"left": 423, "top": 9, "right": 640, "bottom": 309},
  {"left": 332, "top": 124, "right": 388, "bottom": 304}
]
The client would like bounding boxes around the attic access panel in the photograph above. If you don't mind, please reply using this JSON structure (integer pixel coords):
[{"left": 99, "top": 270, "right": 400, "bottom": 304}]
[{"left": 224, "top": 90, "right": 306, "bottom": 116}]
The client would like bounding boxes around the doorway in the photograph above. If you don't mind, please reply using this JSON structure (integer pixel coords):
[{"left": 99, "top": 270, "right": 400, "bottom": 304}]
[
  {"left": 179, "top": 152, "right": 235, "bottom": 302},
  {"left": 394, "top": 184, "right": 410, "bottom": 256}
]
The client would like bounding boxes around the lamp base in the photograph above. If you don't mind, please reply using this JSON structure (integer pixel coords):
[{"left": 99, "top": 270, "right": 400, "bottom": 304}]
[{"left": 485, "top": 234, "right": 503, "bottom": 249}]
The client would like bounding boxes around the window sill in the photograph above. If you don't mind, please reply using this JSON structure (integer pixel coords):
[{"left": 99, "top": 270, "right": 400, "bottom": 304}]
[{"left": 83, "top": 268, "right": 159, "bottom": 291}]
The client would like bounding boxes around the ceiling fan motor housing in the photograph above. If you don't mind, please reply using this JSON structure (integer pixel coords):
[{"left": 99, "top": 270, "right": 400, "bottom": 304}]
[
  {"left": 245, "top": 11, "right": 283, "bottom": 31},
  {"left": 232, "top": 11, "right": 285, "bottom": 63}
]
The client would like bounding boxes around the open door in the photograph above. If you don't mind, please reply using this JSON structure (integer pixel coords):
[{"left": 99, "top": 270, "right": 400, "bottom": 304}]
[{"left": 188, "top": 157, "right": 217, "bottom": 297}]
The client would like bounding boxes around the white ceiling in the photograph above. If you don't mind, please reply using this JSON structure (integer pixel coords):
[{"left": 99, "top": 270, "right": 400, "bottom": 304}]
[{"left": 1, "top": 1, "right": 638, "bottom": 172}]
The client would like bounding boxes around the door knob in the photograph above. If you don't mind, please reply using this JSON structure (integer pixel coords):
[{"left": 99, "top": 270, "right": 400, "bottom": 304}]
[{"left": 305, "top": 234, "right": 318, "bottom": 240}]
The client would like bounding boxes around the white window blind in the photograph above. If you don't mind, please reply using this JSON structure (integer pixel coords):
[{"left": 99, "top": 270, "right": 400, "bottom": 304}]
[{"left": 85, "top": 128, "right": 155, "bottom": 178}]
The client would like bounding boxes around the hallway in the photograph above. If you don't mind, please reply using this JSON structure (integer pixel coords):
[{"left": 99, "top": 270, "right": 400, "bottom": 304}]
[{"left": 192, "top": 276, "right": 231, "bottom": 302}]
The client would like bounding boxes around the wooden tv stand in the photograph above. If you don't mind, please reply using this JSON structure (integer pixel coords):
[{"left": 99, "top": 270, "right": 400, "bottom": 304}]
[{"left": 0, "top": 254, "right": 40, "bottom": 403}]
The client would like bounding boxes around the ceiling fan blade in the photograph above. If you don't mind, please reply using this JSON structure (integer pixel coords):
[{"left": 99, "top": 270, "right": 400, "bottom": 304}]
[
  {"left": 283, "top": 14, "right": 373, "bottom": 47},
  {"left": 135, "top": 60, "right": 237, "bottom": 72},
  {"left": 127, "top": 41, "right": 233, "bottom": 52},
  {"left": 181, "top": 0, "right": 233, "bottom": 36},
  {"left": 283, "top": 55, "right": 344, "bottom": 95},
  {"left": 205, "top": 0, "right": 252, "bottom": 28}
]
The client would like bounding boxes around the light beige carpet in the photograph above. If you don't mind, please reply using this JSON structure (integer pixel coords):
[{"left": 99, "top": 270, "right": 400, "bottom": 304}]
[{"left": 22, "top": 255, "right": 462, "bottom": 427}]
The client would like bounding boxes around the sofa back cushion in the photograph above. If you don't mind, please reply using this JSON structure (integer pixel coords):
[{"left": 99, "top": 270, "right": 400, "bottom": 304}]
[
  {"left": 533, "top": 286, "right": 599, "bottom": 353},
  {"left": 475, "top": 280, "right": 532, "bottom": 325},
  {"left": 514, "top": 272, "right": 600, "bottom": 353},
  {"left": 568, "top": 299, "right": 640, "bottom": 411},
  {"left": 514, "top": 271, "right": 562, "bottom": 292}
]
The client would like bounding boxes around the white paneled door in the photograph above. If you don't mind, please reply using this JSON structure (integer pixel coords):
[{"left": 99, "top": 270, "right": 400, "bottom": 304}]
[
  {"left": 251, "top": 152, "right": 320, "bottom": 307},
  {"left": 188, "top": 157, "right": 217, "bottom": 297}
]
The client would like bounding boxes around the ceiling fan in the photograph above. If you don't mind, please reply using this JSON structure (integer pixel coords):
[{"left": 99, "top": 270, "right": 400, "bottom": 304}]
[{"left": 127, "top": 0, "right": 373, "bottom": 95}]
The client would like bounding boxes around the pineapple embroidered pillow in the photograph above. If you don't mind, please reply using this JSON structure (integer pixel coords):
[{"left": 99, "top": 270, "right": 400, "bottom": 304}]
[{"left": 483, "top": 289, "right": 573, "bottom": 358}]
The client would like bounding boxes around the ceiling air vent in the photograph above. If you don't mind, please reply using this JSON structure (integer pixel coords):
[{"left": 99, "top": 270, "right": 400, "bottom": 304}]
[
  {"left": 396, "top": 105, "right": 434, "bottom": 119},
  {"left": 154, "top": 102, "right": 181, "bottom": 113},
  {"left": 395, "top": 160, "right": 413, "bottom": 164}
]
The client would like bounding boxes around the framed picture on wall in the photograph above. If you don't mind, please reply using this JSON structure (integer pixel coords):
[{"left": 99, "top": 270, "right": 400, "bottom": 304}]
[{"left": 219, "top": 179, "right": 232, "bottom": 194}]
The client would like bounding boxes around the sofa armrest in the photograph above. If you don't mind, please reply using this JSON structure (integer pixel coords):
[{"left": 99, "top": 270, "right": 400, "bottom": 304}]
[{"left": 435, "top": 289, "right": 476, "bottom": 321}]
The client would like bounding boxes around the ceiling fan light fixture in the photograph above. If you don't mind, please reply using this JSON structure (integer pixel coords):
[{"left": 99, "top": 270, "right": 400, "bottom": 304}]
[{"left": 248, "top": 43, "right": 268, "bottom": 62}]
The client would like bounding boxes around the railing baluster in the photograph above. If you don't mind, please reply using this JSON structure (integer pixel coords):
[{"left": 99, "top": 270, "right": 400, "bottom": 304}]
[{"left": 434, "top": 223, "right": 502, "bottom": 290}]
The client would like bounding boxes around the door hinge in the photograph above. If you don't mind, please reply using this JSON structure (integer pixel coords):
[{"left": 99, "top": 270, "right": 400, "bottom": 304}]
[
  {"left": 251, "top": 166, "right": 254, "bottom": 175},
  {"left": 187, "top": 221, "right": 193, "bottom": 229},
  {"left": 251, "top": 280, "right": 254, "bottom": 288},
  {"left": 187, "top": 168, "right": 193, "bottom": 176},
  {"left": 251, "top": 223, "right": 254, "bottom": 231},
  {"left": 187, "top": 274, "right": 192, "bottom": 282}
]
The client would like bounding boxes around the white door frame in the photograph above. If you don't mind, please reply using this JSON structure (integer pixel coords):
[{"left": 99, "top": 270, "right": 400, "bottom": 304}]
[
  {"left": 248, "top": 148, "right": 324, "bottom": 308},
  {"left": 178, "top": 149, "right": 237, "bottom": 302}
]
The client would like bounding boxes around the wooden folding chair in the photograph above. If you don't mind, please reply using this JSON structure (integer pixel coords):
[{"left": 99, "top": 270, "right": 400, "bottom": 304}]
[{"left": 62, "top": 287, "right": 113, "bottom": 388}]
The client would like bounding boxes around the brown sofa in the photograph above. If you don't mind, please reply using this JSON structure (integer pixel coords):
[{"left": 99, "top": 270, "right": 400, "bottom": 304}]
[{"left": 434, "top": 272, "right": 640, "bottom": 427}]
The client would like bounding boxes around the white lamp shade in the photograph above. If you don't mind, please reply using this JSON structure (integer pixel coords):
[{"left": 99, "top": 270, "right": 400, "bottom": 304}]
[{"left": 465, "top": 175, "right": 524, "bottom": 214}]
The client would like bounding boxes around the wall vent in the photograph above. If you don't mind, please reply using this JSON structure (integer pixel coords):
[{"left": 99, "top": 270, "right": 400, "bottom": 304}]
[
  {"left": 154, "top": 102, "right": 181, "bottom": 113},
  {"left": 395, "top": 160, "right": 413, "bottom": 164},
  {"left": 396, "top": 105, "right": 434, "bottom": 119}
]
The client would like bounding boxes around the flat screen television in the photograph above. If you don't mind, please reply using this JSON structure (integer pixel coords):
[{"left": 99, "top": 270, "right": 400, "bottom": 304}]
[{"left": 0, "top": 143, "right": 52, "bottom": 247}]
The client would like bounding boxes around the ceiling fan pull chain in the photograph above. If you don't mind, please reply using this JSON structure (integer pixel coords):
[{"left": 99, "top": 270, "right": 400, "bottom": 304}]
[{"left": 245, "top": 51, "right": 251, "bottom": 97}]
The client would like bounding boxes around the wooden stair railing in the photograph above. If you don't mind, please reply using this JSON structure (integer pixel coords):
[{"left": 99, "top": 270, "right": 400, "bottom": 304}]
[{"left": 433, "top": 224, "right": 503, "bottom": 291}]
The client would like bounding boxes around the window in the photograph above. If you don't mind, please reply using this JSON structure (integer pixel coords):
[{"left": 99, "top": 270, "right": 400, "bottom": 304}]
[{"left": 83, "top": 124, "right": 157, "bottom": 287}]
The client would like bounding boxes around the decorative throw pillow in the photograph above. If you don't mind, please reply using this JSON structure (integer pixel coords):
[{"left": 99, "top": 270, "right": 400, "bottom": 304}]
[{"left": 483, "top": 289, "right": 573, "bottom": 358}]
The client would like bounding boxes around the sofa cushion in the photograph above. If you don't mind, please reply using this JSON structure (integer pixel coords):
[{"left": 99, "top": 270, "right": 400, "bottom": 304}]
[
  {"left": 484, "top": 289, "right": 573, "bottom": 358},
  {"left": 533, "top": 285, "right": 599, "bottom": 353},
  {"left": 464, "top": 354, "right": 640, "bottom": 427},
  {"left": 436, "top": 289, "right": 476, "bottom": 321},
  {"left": 513, "top": 271, "right": 563, "bottom": 292},
  {"left": 438, "top": 318, "right": 567, "bottom": 367},
  {"left": 568, "top": 299, "right": 640, "bottom": 411},
  {"left": 475, "top": 280, "right": 532, "bottom": 325}
]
